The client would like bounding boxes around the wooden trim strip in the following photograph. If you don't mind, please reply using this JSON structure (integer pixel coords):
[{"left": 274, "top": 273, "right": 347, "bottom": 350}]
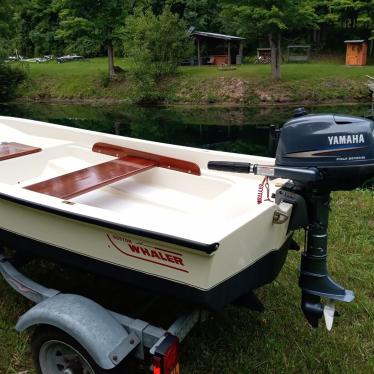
[
  {"left": 0, "top": 142, "right": 41, "bottom": 161},
  {"left": 92, "top": 142, "right": 201, "bottom": 176}
]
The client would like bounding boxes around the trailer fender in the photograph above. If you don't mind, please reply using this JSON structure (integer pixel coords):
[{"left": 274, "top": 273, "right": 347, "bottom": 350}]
[{"left": 16, "top": 293, "right": 140, "bottom": 369}]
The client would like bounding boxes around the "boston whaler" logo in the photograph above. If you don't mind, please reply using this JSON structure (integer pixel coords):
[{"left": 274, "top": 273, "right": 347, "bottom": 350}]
[
  {"left": 328, "top": 134, "right": 365, "bottom": 146},
  {"left": 106, "top": 233, "right": 189, "bottom": 273}
]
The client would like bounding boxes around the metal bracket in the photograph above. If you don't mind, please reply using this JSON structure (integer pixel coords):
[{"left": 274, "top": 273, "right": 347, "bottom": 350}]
[
  {"left": 273, "top": 209, "right": 289, "bottom": 224},
  {"left": 0, "top": 254, "right": 59, "bottom": 303},
  {"left": 273, "top": 202, "right": 292, "bottom": 225}
]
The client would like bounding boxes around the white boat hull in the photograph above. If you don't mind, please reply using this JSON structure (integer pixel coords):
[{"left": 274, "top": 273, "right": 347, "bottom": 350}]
[{"left": 0, "top": 116, "right": 293, "bottom": 308}]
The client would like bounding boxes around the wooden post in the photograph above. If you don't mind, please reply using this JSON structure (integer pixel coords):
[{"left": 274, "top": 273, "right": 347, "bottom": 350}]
[
  {"left": 197, "top": 38, "right": 201, "bottom": 66},
  {"left": 269, "top": 32, "right": 281, "bottom": 79},
  {"left": 227, "top": 40, "right": 231, "bottom": 66},
  {"left": 107, "top": 42, "right": 115, "bottom": 77},
  {"left": 239, "top": 41, "right": 244, "bottom": 64},
  {"left": 114, "top": 121, "right": 121, "bottom": 135}
]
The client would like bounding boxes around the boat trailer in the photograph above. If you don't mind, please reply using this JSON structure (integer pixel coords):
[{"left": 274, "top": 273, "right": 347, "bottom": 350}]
[{"left": 0, "top": 251, "right": 203, "bottom": 374}]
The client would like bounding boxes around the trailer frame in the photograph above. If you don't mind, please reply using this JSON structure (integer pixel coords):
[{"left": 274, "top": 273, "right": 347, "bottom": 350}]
[{"left": 0, "top": 251, "right": 204, "bottom": 373}]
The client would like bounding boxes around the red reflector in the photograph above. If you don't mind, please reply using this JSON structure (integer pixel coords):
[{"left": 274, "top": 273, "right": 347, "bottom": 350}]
[
  {"left": 153, "top": 335, "right": 180, "bottom": 374},
  {"left": 153, "top": 356, "right": 162, "bottom": 374},
  {"left": 163, "top": 340, "right": 180, "bottom": 373}
]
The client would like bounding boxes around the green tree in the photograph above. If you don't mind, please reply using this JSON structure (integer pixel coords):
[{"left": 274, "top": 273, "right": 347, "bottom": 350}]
[
  {"left": 309, "top": 0, "right": 374, "bottom": 52},
  {"left": 0, "top": 0, "right": 26, "bottom": 101},
  {"left": 220, "top": 0, "right": 318, "bottom": 79},
  {"left": 55, "top": 0, "right": 137, "bottom": 77},
  {"left": 18, "top": 0, "right": 62, "bottom": 56},
  {"left": 328, "top": 0, "right": 372, "bottom": 29},
  {"left": 0, "top": 0, "right": 11, "bottom": 57},
  {"left": 167, "top": 0, "right": 221, "bottom": 30},
  {"left": 124, "top": 7, "right": 192, "bottom": 102}
]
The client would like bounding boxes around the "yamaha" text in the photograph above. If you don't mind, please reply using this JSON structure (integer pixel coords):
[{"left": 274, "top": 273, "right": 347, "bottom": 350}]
[{"left": 328, "top": 134, "right": 365, "bottom": 146}]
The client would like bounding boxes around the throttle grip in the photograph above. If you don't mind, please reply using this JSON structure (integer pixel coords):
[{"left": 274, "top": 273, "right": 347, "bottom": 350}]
[{"left": 208, "top": 161, "right": 251, "bottom": 173}]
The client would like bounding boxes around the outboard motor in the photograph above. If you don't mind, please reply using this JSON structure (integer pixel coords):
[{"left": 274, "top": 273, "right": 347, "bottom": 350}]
[
  {"left": 276, "top": 114, "right": 374, "bottom": 190},
  {"left": 208, "top": 113, "right": 374, "bottom": 329}
]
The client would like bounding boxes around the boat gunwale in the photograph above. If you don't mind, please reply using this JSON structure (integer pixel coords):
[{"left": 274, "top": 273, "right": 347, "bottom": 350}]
[{"left": 0, "top": 191, "right": 220, "bottom": 254}]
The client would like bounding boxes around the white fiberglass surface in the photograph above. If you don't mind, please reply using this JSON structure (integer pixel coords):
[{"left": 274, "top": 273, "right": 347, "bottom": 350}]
[
  {"left": 71, "top": 167, "right": 264, "bottom": 242},
  {"left": 0, "top": 119, "right": 72, "bottom": 149},
  {"left": 0, "top": 117, "right": 277, "bottom": 242}
]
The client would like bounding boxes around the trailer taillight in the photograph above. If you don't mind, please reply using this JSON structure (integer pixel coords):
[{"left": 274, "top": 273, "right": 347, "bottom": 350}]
[{"left": 152, "top": 334, "right": 180, "bottom": 374}]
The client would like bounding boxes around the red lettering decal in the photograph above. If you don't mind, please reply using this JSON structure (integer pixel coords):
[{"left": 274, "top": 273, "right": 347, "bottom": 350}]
[
  {"left": 158, "top": 252, "right": 168, "bottom": 261},
  {"left": 151, "top": 250, "right": 160, "bottom": 259},
  {"left": 113, "top": 235, "right": 124, "bottom": 242},
  {"left": 173, "top": 257, "right": 185, "bottom": 266},
  {"left": 128, "top": 244, "right": 141, "bottom": 254},
  {"left": 166, "top": 254, "right": 175, "bottom": 263},
  {"left": 141, "top": 247, "right": 150, "bottom": 256},
  {"left": 107, "top": 234, "right": 189, "bottom": 273}
]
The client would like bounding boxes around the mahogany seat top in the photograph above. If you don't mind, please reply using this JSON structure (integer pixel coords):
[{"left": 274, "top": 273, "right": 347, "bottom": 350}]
[
  {"left": 25, "top": 157, "right": 157, "bottom": 200},
  {"left": 0, "top": 142, "right": 41, "bottom": 161},
  {"left": 25, "top": 143, "right": 201, "bottom": 200}
]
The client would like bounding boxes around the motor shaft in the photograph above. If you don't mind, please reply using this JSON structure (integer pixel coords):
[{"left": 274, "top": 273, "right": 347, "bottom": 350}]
[{"left": 300, "top": 191, "right": 354, "bottom": 327}]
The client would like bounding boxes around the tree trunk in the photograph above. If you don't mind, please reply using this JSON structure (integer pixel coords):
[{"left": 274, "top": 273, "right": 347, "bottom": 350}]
[
  {"left": 227, "top": 40, "right": 231, "bottom": 66},
  {"left": 107, "top": 43, "right": 115, "bottom": 78},
  {"left": 269, "top": 32, "right": 281, "bottom": 80},
  {"left": 197, "top": 38, "right": 201, "bottom": 66},
  {"left": 313, "top": 29, "right": 317, "bottom": 43}
]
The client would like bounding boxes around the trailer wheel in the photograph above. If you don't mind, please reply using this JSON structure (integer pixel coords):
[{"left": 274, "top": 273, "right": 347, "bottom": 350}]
[{"left": 31, "top": 326, "right": 122, "bottom": 374}]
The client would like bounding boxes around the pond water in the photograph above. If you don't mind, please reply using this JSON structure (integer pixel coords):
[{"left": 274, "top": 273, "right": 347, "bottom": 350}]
[{"left": 0, "top": 102, "right": 372, "bottom": 157}]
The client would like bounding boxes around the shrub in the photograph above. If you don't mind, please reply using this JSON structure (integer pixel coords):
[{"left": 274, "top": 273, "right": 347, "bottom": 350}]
[
  {"left": 243, "top": 56, "right": 255, "bottom": 64},
  {"left": 124, "top": 7, "right": 193, "bottom": 103},
  {"left": 0, "top": 63, "right": 26, "bottom": 101}
]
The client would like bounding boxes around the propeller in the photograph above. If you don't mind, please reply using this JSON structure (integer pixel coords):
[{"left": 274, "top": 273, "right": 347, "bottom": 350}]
[
  {"left": 323, "top": 302, "right": 335, "bottom": 331},
  {"left": 301, "top": 293, "right": 341, "bottom": 330}
]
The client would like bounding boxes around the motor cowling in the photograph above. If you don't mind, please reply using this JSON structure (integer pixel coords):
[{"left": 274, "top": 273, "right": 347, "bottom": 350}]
[{"left": 275, "top": 114, "right": 374, "bottom": 190}]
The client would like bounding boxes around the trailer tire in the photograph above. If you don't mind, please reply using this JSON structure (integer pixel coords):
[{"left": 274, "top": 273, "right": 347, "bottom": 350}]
[{"left": 31, "top": 325, "right": 127, "bottom": 374}]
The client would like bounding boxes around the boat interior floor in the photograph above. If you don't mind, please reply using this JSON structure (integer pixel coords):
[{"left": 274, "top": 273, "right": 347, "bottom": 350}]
[{"left": 0, "top": 137, "right": 274, "bottom": 242}]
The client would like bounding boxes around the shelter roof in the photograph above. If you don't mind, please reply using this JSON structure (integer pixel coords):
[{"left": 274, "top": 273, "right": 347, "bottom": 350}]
[
  {"left": 344, "top": 40, "right": 365, "bottom": 43},
  {"left": 191, "top": 31, "right": 245, "bottom": 41}
]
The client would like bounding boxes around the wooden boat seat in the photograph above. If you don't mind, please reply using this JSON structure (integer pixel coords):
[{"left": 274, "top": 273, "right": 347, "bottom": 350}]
[
  {"left": 0, "top": 142, "right": 41, "bottom": 161},
  {"left": 25, "top": 157, "right": 157, "bottom": 200},
  {"left": 25, "top": 144, "right": 201, "bottom": 200},
  {"left": 92, "top": 143, "right": 201, "bottom": 176}
]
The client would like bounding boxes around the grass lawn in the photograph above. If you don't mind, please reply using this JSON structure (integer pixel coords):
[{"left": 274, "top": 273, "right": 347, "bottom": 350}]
[
  {"left": 12, "top": 57, "right": 374, "bottom": 104},
  {"left": 0, "top": 189, "right": 373, "bottom": 373},
  {"left": 16, "top": 58, "right": 133, "bottom": 101}
]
